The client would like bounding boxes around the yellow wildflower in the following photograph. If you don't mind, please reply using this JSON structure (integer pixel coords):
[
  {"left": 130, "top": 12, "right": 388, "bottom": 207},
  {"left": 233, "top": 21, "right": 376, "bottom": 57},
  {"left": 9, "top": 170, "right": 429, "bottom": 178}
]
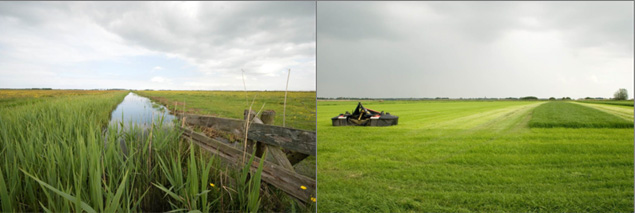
[
  {"left": 311, "top": 197, "right": 316, "bottom": 202},
  {"left": 209, "top": 183, "right": 215, "bottom": 187},
  {"left": 300, "top": 185, "right": 307, "bottom": 190}
]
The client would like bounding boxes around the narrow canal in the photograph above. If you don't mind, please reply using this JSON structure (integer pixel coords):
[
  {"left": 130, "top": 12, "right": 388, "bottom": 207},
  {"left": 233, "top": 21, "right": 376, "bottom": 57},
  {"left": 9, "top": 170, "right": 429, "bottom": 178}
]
[{"left": 109, "top": 92, "right": 177, "bottom": 130}]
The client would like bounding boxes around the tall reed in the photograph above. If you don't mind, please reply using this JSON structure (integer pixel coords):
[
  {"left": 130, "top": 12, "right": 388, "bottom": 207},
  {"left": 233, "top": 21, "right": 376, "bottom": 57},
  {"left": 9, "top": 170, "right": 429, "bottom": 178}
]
[{"left": 0, "top": 91, "right": 304, "bottom": 211}]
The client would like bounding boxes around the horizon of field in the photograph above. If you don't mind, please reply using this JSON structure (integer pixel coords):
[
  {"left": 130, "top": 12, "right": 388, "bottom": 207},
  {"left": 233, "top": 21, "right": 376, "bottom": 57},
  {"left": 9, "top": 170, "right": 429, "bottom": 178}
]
[{"left": 317, "top": 100, "right": 634, "bottom": 212}]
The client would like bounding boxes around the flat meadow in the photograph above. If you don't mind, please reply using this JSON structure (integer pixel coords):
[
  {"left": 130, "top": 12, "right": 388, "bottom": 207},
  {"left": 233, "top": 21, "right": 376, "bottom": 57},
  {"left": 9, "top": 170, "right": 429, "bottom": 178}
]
[
  {"left": 317, "top": 100, "right": 633, "bottom": 212},
  {"left": 0, "top": 89, "right": 314, "bottom": 212},
  {"left": 135, "top": 90, "right": 316, "bottom": 131}
]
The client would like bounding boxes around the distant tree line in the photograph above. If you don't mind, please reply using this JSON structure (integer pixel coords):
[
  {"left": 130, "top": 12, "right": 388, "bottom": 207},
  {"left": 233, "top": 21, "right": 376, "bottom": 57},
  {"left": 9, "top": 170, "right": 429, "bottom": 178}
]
[{"left": 319, "top": 89, "right": 632, "bottom": 101}]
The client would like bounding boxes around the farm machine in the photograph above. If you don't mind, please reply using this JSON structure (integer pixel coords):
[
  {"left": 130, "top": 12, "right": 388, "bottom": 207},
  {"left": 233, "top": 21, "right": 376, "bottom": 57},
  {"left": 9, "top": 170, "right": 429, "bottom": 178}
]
[{"left": 331, "top": 102, "right": 398, "bottom": 126}]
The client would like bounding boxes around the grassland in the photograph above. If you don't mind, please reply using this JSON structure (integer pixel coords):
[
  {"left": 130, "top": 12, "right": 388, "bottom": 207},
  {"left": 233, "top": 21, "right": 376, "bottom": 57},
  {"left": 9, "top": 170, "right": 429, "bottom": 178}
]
[
  {"left": 529, "top": 102, "right": 633, "bottom": 128},
  {"left": 317, "top": 100, "right": 633, "bottom": 212},
  {"left": 135, "top": 90, "right": 316, "bottom": 131},
  {"left": 0, "top": 89, "right": 118, "bottom": 108},
  {"left": 577, "top": 100, "right": 634, "bottom": 107},
  {"left": 573, "top": 101, "right": 634, "bottom": 121},
  {"left": 0, "top": 90, "right": 309, "bottom": 212}
]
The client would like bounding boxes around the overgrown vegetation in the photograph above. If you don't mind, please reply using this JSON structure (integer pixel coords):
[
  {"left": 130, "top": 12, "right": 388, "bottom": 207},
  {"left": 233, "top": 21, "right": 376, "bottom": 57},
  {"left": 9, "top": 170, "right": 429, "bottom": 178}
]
[
  {"left": 0, "top": 91, "right": 309, "bottom": 211},
  {"left": 317, "top": 100, "right": 633, "bottom": 212},
  {"left": 135, "top": 90, "right": 317, "bottom": 179},
  {"left": 529, "top": 102, "right": 633, "bottom": 128}
]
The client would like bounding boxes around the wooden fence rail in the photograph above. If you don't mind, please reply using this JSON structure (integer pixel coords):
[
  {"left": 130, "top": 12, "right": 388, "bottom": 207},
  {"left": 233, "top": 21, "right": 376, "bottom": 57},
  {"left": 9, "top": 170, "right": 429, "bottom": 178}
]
[
  {"left": 181, "top": 127, "right": 316, "bottom": 203},
  {"left": 183, "top": 114, "right": 316, "bottom": 156}
]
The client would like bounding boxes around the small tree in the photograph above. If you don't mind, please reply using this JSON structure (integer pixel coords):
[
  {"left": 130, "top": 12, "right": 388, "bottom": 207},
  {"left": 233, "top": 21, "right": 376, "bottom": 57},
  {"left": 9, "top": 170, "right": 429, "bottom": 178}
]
[{"left": 614, "top": 88, "right": 628, "bottom": 100}]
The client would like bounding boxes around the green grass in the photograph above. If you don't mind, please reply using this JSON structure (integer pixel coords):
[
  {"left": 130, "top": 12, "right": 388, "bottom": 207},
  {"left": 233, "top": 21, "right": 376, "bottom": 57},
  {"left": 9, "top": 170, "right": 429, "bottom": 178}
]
[
  {"left": 317, "top": 100, "right": 633, "bottom": 212},
  {"left": 529, "top": 102, "right": 633, "bottom": 128},
  {"left": 0, "top": 89, "right": 118, "bottom": 108},
  {"left": 135, "top": 90, "right": 317, "bottom": 179},
  {"left": 577, "top": 100, "right": 634, "bottom": 107},
  {"left": 135, "top": 90, "right": 316, "bottom": 131},
  {"left": 0, "top": 91, "right": 310, "bottom": 212}
]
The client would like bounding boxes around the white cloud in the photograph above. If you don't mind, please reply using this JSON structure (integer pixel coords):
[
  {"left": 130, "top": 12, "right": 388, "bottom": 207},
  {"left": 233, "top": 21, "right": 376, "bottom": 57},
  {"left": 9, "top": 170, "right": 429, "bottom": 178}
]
[
  {"left": 0, "top": 2, "right": 315, "bottom": 91},
  {"left": 150, "top": 76, "right": 169, "bottom": 83}
]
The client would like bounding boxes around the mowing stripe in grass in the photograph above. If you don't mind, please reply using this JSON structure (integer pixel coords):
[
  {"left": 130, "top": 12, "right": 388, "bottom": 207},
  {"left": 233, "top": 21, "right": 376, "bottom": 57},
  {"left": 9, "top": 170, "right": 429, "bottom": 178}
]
[
  {"left": 317, "top": 100, "right": 633, "bottom": 212},
  {"left": 572, "top": 102, "right": 634, "bottom": 121},
  {"left": 529, "top": 102, "right": 633, "bottom": 128},
  {"left": 577, "top": 100, "right": 634, "bottom": 107}
]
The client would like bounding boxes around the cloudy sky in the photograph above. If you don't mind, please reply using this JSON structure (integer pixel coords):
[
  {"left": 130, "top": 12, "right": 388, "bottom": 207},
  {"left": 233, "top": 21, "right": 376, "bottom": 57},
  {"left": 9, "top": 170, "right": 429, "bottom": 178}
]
[
  {"left": 317, "top": 1, "right": 634, "bottom": 99},
  {"left": 0, "top": 2, "right": 315, "bottom": 91}
]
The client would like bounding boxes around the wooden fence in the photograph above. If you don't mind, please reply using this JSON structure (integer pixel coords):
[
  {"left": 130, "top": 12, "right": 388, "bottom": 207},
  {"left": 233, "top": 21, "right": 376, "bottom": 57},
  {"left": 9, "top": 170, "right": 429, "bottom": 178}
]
[{"left": 179, "top": 111, "right": 316, "bottom": 203}]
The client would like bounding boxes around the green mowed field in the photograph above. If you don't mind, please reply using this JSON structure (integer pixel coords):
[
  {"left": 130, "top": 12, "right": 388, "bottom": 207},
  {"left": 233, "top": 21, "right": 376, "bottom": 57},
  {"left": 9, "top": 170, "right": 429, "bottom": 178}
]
[
  {"left": 317, "top": 100, "right": 633, "bottom": 212},
  {"left": 529, "top": 102, "right": 633, "bottom": 128},
  {"left": 574, "top": 101, "right": 634, "bottom": 121},
  {"left": 577, "top": 100, "right": 634, "bottom": 107}
]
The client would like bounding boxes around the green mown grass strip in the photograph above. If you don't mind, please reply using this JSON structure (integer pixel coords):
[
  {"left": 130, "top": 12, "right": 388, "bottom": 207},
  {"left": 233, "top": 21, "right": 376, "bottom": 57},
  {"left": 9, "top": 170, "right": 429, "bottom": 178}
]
[
  {"left": 577, "top": 100, "right": 634, "bottom": 107},
  {"left": 529, "top": 102, "right": 633, "bottom": 128}
]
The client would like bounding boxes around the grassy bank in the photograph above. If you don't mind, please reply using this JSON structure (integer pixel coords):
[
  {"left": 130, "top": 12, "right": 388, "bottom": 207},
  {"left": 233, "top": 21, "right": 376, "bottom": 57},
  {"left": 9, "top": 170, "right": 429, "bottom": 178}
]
[{"left": 317, "top": 100, "right": 633, "bottom": 212}]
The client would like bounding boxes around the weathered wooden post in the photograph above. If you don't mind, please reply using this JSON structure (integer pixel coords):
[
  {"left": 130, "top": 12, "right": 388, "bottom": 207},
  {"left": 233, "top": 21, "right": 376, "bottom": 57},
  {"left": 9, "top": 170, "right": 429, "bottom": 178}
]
[
  {"left": 243, "top": 109, "right": 295, "bottom": 171},
  {"left": 243, "top": 109, "right": 261, "bottom": 155},
  {"left": 257, "top": 110, "right": 276, "bottom": 157},
  {"left": 260, "top": 110, "right": 276, "bottom": 125},
  {"left": 259, "top": 110, "right": 295, "bottom": 171}
]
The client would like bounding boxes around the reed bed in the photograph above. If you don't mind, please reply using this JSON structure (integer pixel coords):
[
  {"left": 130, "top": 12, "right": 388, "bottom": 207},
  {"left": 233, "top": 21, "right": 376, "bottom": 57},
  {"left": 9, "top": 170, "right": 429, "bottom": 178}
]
[{"left": 0, "top": 91, "right": 307, "bottom": 211}]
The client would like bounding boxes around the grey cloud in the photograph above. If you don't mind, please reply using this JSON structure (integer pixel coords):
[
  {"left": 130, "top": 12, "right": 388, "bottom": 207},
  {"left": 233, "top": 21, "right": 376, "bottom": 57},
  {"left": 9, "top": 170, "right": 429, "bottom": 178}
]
[
  {"left": 318, "top": 2, "right": 404, "bottom": 42},
  {"left": 318, "top": 1, "right": 633, "bottom": 99}
]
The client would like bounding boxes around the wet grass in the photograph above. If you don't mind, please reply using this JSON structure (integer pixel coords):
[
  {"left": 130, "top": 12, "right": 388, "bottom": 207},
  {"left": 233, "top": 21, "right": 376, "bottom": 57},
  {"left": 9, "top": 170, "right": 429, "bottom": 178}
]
[
  {"left": 0, "top": 90, "right": 310, "bottom": 212},
  {"left": 317, "top": 100, "right": 633, "bottom": 212},
  {"left": 529, "top": 102, "right": 633, "bottom": 128}
]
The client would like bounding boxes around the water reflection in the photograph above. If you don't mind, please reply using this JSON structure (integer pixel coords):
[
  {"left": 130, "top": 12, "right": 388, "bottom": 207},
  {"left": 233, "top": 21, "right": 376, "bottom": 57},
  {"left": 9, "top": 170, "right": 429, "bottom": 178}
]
[{"left": 109, "top": 92, "right": 177, "bottom": 130}]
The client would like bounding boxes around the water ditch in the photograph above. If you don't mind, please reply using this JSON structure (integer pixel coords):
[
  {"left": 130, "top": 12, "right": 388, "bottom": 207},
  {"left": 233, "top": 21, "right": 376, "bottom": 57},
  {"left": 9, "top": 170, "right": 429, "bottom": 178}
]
[
  {"left": 106, "top": 92, "right": 178, "bottom": 155},
  {"left": 108, "top": 92, "right": 177, "bottom": 129}
]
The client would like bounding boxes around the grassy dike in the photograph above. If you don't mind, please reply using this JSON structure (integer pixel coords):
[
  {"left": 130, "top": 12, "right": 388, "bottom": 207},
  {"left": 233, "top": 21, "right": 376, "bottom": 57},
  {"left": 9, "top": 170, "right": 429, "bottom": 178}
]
[{"left": 317, "top": 100, "right": 633, "bottom": 212}]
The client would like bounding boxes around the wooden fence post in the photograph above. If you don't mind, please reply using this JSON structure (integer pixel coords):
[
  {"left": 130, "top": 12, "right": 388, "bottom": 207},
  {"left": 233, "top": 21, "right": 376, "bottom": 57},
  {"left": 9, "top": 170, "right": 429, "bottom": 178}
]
[
  {"left": 243, "top": 109, "right": 261, "bottom": 155},
  {"left": 261, "top": 110, "right": 276, "bottom": 125},
  {"left": 259, "top": 110, "right": 295, "bottom": 171}
]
